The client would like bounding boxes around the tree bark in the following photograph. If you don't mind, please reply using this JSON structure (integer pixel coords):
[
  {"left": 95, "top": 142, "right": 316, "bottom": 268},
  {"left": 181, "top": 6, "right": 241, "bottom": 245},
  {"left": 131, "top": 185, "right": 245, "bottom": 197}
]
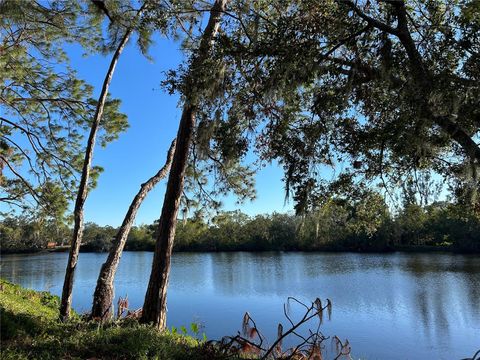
[
  {"left": 140, "top": 0, "right": 228, "bottom": 329},
  {"left": 59, "top": 12, "right": 141, "bottom": 320},
  {"left": 433, "top": 115, "right": 480, "bottom": 162},
  {"left": 91, "top": 139, "right": 176, "bottom": 321},
  {"left": 140, "top": 107, "right": 194, "bottom": 329}
]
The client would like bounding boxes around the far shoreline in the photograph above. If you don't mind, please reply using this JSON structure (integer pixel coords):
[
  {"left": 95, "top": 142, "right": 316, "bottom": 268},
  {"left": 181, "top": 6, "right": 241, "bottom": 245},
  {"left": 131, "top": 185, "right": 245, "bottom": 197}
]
[{"left": 2, "top": 245, "right": 478, "bottom": 256}]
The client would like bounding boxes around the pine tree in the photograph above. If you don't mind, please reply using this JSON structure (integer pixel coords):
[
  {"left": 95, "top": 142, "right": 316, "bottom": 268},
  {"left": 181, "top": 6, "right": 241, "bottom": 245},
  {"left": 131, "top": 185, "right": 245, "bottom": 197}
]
[{"left": 141, "top": 0, "right": 229, "bottom": 329}]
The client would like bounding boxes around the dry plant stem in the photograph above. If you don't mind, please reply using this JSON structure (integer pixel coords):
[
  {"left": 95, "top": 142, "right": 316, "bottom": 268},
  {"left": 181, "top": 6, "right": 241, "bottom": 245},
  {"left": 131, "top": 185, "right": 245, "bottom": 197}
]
[
  {"left": 91, "top": 139, "right": 176, "bottom": 321},
  {"left": 285, "top": 333, "right": 322, "bottom": 360},
  {"left": 332, "top": 336, "right": 351, "bottom": 360},
  {"left": 243, "top": 312, "right": 266, "bottom": 348},
  {"left": 117, "top": 296, "right": 129, "bottom": 319},
  {"left": 464, "top": 349, "right": 480, "bottom": 360},
  {"left": 220, "top": 297, "right": 341, "bottom": 359},
  {"left": 261, "top": 298, "right": 332, "bottom": 360}
]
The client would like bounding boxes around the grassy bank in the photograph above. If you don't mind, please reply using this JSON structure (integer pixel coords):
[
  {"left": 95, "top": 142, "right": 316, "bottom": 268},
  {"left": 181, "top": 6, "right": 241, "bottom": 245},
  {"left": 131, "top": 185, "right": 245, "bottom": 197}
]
[{"left": 0, "top": 279, "right": 228, "bottom": 359}]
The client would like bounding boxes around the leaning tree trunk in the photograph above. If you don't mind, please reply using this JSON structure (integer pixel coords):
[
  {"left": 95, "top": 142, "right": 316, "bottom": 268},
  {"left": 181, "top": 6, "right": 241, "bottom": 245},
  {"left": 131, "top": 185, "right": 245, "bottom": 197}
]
[
  {"left": 91, "top": 139, "right": 176, "bottom": 321},
  {"left": 140, "top": 0, "right": 228, "bottom": 329},
  {"left": 59, "top": 16, "right": 141, "bottom": 320}
]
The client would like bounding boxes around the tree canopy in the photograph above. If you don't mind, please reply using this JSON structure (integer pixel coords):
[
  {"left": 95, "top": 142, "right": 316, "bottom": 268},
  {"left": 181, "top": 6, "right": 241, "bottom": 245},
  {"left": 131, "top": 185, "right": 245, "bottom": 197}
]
[
  {"left": 0, "top": 1, "right": 128, "bottom": 218},
  {"left": 184, "top": 0, "right": 480, "bottom": 214}
]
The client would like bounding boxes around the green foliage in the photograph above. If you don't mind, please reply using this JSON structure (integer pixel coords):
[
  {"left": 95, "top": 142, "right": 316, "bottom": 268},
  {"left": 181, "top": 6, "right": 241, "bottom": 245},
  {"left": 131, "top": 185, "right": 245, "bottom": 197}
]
[
  {"left": 81, "top": 222, "right": 117, "bottom": 252},
  {"left": 0, "top": 0, "right": 128, "bottom": 217},
  {"left": 0, "top": 280, "right": 61, "bottom": 340},
  {"left": 2, "top": 199, "right": 479, "bottom": 253},
  {"left": 190, "top": 322, "right": 199, "bottom": 335},
  {"left": 0, "top": 279, "right": 231, "bottom": 360},
  {"left": 204, "top": 0, "right": 480, "bottom": 214},
  {"left": 125, "top": 224, "right": 156, "bottom": 251},
  {"left": 173, "top": 197, "right": 479, "bottom": 252},
  {"left": 0, "top": 216, "right": 71, "bottom": 253}
]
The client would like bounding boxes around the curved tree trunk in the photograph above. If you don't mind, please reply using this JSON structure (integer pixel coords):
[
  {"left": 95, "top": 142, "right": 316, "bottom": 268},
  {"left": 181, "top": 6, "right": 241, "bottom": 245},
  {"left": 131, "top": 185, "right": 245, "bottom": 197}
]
[
  {"left": 59, "top": 9, "right": 143, "bottom": 320},
  {"left": 91, "top": 139, "right": 176, "bottom": 321},
  {"left": 140, "top": 0, "right": 228, "bottom": 329}
]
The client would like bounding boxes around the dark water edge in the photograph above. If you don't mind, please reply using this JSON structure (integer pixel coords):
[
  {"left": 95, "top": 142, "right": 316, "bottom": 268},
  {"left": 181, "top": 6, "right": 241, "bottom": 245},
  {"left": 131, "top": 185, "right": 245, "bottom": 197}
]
[{"left": 3, "top": 244, "right": 478, "bottom": 255}]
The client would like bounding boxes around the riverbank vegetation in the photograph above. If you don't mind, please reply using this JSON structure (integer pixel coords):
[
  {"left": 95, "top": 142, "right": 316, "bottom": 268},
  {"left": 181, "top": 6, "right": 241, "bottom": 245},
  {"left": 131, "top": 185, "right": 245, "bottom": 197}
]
[
  {"left": 2, "top": 199, "right": 479, "bottom": 254},
  {"left": 1, "top": 279, "right": 355, "bottom": 360},
  {"left": 0, "top": 279, "right": 227, "bottom": 360}
]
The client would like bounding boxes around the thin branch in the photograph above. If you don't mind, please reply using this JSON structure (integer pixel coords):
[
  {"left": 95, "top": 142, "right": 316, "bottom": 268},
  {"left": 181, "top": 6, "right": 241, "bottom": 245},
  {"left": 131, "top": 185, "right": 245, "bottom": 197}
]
[{"left": 0, "top": 155, "right": 42, "bottom": 204}]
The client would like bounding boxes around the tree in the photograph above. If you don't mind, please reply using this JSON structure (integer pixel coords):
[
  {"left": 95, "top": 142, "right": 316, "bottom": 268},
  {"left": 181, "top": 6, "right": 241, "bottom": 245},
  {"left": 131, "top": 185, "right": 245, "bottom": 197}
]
[
  {"left": 209, "top": 0, "right": 480, "bottom": 213},
  {"left": 0, "top": 1, "right": 123, "bottom": 217},
  {"left": 91, "top": 139, "right": 176, "bottom": 321},
  {"left": 141, "top": 0, "right": 228, "bottom": 329},
  {"left": 59, "top": 2, "right": 146, "bottom": 320}
]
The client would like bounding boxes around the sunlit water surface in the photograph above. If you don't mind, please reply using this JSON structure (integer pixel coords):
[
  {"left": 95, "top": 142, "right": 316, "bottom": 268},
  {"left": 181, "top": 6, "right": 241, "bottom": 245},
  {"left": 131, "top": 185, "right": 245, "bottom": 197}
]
[{"left": 1, "top": 251, "right": 479, "bottom": 359}]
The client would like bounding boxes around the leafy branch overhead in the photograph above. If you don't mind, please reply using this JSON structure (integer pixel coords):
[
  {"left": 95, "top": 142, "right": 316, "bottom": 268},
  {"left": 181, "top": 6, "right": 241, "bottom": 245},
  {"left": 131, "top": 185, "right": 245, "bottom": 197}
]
[{"left": 193, "top": 0, "right": 480, "bottom": 213}]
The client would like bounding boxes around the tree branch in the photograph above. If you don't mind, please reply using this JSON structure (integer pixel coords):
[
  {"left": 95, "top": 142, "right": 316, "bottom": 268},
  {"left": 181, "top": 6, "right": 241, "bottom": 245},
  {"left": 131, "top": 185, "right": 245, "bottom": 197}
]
[{"left": 341, "top": 0, "right": 399, "bottom": 35}]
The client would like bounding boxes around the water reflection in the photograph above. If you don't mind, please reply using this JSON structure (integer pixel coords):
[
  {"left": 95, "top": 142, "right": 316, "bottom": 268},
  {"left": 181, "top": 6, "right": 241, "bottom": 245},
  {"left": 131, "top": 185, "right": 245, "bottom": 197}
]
[{"left": 0, "top": 251, "right": 478, "bottom": 359}]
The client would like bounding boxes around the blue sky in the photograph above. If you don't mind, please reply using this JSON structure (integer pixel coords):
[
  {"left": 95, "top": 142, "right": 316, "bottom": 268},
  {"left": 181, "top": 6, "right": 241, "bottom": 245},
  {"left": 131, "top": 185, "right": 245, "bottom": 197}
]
[{"left": 67, "top": 34, "right": 293, "bottom": 226}]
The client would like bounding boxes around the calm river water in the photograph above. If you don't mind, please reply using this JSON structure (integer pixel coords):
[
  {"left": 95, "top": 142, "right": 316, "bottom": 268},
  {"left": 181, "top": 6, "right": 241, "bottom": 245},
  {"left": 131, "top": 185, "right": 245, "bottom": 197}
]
[{"left": 1, "top": 251, "right": 478, "bottom": 359}]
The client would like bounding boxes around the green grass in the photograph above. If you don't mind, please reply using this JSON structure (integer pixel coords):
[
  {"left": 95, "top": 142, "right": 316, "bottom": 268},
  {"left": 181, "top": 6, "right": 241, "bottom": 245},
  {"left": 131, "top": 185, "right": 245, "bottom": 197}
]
[{"left": 0, "top": 279, "right": 230, "bottom": 359}]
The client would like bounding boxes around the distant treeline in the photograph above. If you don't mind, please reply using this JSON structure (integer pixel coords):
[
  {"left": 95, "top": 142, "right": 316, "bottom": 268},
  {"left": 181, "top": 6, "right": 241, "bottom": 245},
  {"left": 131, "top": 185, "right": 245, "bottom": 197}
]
[{"left": 1, "top": 200, "right": 479, "bottom": 254}]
